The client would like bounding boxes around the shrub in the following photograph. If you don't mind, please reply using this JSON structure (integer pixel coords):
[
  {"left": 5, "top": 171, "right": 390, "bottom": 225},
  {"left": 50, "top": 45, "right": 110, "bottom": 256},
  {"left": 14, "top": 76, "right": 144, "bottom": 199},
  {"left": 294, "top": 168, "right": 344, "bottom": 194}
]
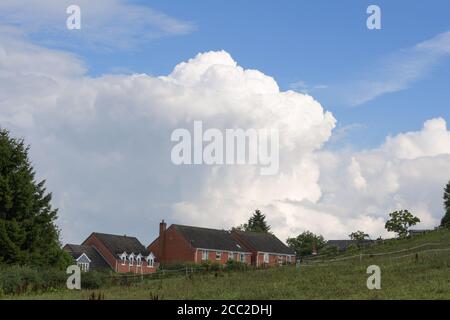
[
  {"left": 39, "top": 268, "right": 67, "bottom": 290},
  {"left": 224, "top": 260, "right": 249, "bottom": 271},
  {"left": 0, "top": 265, "right": 46, "bottom": 295},
  {"left": 159, "top": 261, "right": 200, "bottom": 271},
  {"left": 320, "top": 245, "right": 339, "bottom": 256},
  {"left": 81, "top": 271, "right": 110, "bottom": 289},
  {"left": 0, "top": 265, "right": 75, "bottom": 295},
  {"left": 200, "top": 260, "right": 222, "bottom": 271}
]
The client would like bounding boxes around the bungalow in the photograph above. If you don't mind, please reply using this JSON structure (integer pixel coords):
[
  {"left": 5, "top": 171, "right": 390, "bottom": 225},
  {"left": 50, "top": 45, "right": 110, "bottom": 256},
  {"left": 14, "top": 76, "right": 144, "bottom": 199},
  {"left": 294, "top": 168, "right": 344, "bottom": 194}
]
[
  {"left": 64, "top": 232, "right": 158, "bottom": 273},
  {"left": 231, "top": 230, "right": 296, "bottom": 267},
  {"left": 147, "top": 221, "right": 252, "bottom": 265},
  {"left": 148, "top": 220, "right": 295, "bottom": 267}
]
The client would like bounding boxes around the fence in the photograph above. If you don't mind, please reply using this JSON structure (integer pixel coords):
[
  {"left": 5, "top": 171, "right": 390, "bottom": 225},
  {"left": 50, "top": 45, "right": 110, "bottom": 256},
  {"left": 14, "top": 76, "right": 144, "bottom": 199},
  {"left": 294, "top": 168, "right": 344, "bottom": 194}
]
[{"left": 300, "top": 242, "right": 450, "bottom": 266}]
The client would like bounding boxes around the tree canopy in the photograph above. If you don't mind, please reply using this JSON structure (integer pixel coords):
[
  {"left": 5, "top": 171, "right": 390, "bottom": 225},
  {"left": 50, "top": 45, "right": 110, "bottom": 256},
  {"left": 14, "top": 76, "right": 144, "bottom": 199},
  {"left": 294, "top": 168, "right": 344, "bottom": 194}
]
[
  {"left": 385, "top": 210, "right": 420, "bottom": 238},
  {"left": 287, "top": 231, "right": 325, "bottom": 257},
  {"left": 349, "top": 230, "right": 369, "bottom": 241},
  {"left": 235, "top": 209, "right": 271, "bottom": 233},
  {"left": 0, "top": 128, "right": 69, "bottom": 267},
  {"left": 441, "top": 180, "right": 450, "bottom": 228}
]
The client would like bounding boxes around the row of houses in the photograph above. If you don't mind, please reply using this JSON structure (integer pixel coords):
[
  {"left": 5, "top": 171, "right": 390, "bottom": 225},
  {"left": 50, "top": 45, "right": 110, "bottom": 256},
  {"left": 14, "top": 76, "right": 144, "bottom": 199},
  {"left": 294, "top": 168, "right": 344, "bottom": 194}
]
[{"left": 64, "top": 220, "right": 296, "bottom": 273}]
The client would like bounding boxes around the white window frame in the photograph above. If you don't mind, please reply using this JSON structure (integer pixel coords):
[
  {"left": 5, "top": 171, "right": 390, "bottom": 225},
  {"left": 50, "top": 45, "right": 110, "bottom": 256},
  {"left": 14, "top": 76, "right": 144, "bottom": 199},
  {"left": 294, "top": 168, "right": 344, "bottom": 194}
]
[
  {"left": 77, "top": 262, "right": 89, "bottom": 272},
  {"left": 277, "top": 255, "right": 283, "bottom": 266},
  {"left": 216, "top": 251, "right": 222, "bottom": 260},
  {"left": 146, "top": 253, "right": 155, "bottom": 267},
  {"left": 228, "top": 252, "right": 234, "bottom": 260},
  {"left": 129, "top": 253, "right": 135, "bottom": 266},
  {"left": 136, "top": 257, "right": 142, "bottom": 266},
  {"left": 120, "top": 252, "right": 127, "bottom": 265},
  {"left": 202, "top": 250, "right": 208, "bottom": 261},
  {"left": 240, "top": 253, "right": 245, "bottom": 262},
  {"left": 263, "top": 253, "right": 269, "bottom": 264}
]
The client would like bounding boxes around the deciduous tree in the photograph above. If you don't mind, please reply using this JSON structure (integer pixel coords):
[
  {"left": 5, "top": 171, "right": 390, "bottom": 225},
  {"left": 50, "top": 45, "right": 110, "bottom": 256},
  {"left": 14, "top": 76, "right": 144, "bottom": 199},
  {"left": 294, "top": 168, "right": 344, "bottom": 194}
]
[{"left": 385, "top": 210, "right": 420, "bottom": 238}]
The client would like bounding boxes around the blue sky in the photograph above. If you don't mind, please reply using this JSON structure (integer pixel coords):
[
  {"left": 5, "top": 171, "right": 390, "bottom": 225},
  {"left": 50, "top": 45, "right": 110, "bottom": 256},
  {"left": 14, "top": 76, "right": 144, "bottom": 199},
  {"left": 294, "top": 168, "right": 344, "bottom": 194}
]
[
  {"left": 1, "top": 0, "right": 450, "bottom": 242},
  {"left": 30, "top": 0, "right": 449, "bottom": 150}
]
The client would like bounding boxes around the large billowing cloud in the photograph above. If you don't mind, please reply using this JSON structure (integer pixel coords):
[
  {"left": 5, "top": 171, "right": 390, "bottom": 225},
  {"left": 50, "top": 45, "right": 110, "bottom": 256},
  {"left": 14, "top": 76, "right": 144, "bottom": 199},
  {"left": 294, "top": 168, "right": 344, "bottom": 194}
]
[
  {"left": 1, "top": 28, "right": 449, "bottom": 244},
  {"left": 313, "top": 118, "right": 450, "bottom": 239}
]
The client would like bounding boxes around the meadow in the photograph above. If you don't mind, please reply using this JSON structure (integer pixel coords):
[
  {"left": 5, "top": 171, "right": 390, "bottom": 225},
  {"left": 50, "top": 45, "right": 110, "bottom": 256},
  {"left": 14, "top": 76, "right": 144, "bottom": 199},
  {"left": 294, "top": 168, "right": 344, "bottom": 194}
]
[{"left": 3, "top": 229, "right": 450, "bottom": 300}]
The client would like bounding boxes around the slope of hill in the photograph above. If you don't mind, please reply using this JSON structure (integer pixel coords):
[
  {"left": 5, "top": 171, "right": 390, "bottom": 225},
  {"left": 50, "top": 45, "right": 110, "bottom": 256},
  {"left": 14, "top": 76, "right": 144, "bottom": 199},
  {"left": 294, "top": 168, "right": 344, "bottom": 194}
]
[{"left": 10, "top": 229, "right": 450, "bottom": 300}]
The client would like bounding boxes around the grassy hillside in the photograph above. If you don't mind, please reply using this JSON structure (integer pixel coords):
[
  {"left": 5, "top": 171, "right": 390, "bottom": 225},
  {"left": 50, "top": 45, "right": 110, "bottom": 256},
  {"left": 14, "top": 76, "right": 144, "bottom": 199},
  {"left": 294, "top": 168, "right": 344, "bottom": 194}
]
[{"left": 7, "top": 229, "right": 450, "bottom": 300}]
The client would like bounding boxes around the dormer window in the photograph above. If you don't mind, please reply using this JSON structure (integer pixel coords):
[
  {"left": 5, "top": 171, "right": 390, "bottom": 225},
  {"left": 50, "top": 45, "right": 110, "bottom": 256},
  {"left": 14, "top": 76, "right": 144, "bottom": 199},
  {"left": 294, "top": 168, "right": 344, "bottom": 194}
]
[
  {"left": 120, "top": 252, "right": 127, "bottom": 265},
  {"left": 146, "top": 253, "right": 155, "bottom": 267},
  {"left": 76, "top": 253, "right": 91, "bottom": 272},
  {"left": 129, "top": 253, "right": 135, "bottom": 266},
  {"left": 136, "top": 254, "right": 142, "bottom": 266}
]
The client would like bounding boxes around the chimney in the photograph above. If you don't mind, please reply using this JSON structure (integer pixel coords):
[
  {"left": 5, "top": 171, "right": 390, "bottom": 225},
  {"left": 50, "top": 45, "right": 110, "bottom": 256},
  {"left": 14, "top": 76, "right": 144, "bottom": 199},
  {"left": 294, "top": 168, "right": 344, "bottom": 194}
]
[
  {"left": 159, "top": 219, "right": 167, "bottom": 235},
  {"left": 159, "top": 220, "right": 167, "bottom": 261}
]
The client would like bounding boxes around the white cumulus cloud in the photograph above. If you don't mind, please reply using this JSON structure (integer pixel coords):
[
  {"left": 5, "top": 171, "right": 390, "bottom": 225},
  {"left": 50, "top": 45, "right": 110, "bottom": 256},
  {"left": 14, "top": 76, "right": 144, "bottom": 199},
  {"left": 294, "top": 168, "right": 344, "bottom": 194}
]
[{"left": 1, "top": 28, "right": 449, "bottom": 245}]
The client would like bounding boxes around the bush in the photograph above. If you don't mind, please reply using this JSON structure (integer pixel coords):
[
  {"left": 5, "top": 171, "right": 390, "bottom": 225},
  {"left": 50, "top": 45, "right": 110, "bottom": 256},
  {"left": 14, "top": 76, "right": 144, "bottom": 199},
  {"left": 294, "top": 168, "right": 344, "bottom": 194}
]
[
  {"left": 320, "top": 245, "right": 339, "bottom": 256},
  {"left": 224, "top": 260, "right": 249, "bottom": 271},
  {"left": 0, "top": 265, "right": 47, "bottom": 295},
  {"left": 39, "top": 268, "right": 67, "bottom": 290},
  {"left": 199, "top": 260, "right": 222, "bottom": 272},
  {"left": 81, "top": 271, "right": 110, "bottom": 289},
  {"left": 159, "top": 261, "right": 200, "bottom": 271},
  {"left": 0, "top": 265, "right": 85, "bottom": 294}
]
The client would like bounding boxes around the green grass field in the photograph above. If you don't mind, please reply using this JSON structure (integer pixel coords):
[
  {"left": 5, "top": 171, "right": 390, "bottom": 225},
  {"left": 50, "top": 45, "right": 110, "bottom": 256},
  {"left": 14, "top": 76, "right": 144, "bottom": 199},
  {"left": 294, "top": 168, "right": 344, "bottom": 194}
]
[{"left": 8, "top": 229, "right": 450, "bottom": 300}]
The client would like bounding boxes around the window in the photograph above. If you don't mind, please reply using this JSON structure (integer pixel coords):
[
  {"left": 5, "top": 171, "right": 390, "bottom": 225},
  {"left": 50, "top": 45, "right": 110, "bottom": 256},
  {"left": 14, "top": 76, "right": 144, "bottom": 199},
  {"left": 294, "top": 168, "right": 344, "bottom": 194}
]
[
  {"left": 288, "top": 256, "right": 292, "bottom": 264},
  {"left": 202, "top": 250, "right": 208, "bottom": 261},
  {"left": 77, "top": 262, "right": 89, "bottom": 272},
  {"left": 129, "top": 254, "right": 135, "bottom": 266},
  {"left": 240, "top": 253, "right": 245, "bottom": 262},
  {"left": 147, "top": 253, "right": 155, "bottom": 267},
  {"left": 228, "top": 252, "right": 234, "bottom": 260},
  {"left": 278, "top": 256, "right": 283, "bottom": 266},
  {"left": 120, "top": 253, "right": 127, "bottom": 265},
  {"left": 137, "top": 257, "right": 142, "bottom": 266},
  {"left": 216, "top": 251, "right": 222, "bottom": 260},
  {"left": 263, "top": 253, "right": 269, "bottom": 264}
]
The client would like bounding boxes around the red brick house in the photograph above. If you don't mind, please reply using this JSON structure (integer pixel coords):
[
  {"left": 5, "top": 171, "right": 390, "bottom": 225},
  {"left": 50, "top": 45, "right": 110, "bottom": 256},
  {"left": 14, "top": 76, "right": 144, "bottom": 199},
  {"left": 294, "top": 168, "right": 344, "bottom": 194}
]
[
  {"left": 147, "top": 221, "right": 252, "bottom": 265},
  {"left": 231, "top": 230, "right": 296, "bottom": 267},
  {"left": 64, "top": 232, "right": 158, "bottom": 274},
  {"left": 148, "top": 220, "right": 296, "bottom": 267}
]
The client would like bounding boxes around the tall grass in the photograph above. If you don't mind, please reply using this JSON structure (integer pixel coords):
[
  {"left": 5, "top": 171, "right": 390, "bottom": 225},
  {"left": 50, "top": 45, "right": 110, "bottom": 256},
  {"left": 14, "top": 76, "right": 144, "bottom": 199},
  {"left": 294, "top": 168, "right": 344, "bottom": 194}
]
[{"left": 3, "top": 229, "right": 450, "bottom": 300}]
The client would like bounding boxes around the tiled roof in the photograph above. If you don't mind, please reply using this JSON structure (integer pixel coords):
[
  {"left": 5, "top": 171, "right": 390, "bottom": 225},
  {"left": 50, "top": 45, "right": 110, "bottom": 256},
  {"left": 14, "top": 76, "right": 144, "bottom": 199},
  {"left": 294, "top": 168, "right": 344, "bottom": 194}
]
[
  {"left": 64, "top": 244, "right": 111, "bottom": 270},
  {"left": 173, "top": 224, "right": 249, "bottom": 252},
  {"left": 233, "top": 230, "right": 295, "bottom": 255},
  {"left": 90, "top": 232, "right": 149, "bottom": 255}
]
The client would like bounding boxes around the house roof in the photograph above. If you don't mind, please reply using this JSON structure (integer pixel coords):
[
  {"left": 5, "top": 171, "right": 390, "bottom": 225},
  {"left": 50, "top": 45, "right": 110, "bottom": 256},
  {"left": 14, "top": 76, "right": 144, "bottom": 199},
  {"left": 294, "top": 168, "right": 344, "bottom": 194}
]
[
  {"left": 89, "top": 232, "right": 149, "bottom": 256},
  {"left": 64, "top": 244, "right": 111, "bottom": 270},
  {"left": 326, "top": 240, "right": 374, "bottom": 251},
  {"left": 172, "top": 224, "right": 249, "bottom": 253},
  {"left": 232, "top": 230, "right": 295, "bottom": 255}
]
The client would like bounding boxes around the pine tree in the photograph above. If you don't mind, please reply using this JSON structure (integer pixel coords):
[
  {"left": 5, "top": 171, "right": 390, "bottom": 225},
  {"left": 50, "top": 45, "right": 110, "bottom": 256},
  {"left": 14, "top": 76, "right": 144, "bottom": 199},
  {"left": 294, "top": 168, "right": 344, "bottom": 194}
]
[
  {"left": 245, "top": 209, "right": 271, "bottom": 233},
  {"left": 0, "top": 128, "right": 68, "bottom": 267},
  {"left": 442, "top": 180, "right": 450, "bottom": 228}
]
